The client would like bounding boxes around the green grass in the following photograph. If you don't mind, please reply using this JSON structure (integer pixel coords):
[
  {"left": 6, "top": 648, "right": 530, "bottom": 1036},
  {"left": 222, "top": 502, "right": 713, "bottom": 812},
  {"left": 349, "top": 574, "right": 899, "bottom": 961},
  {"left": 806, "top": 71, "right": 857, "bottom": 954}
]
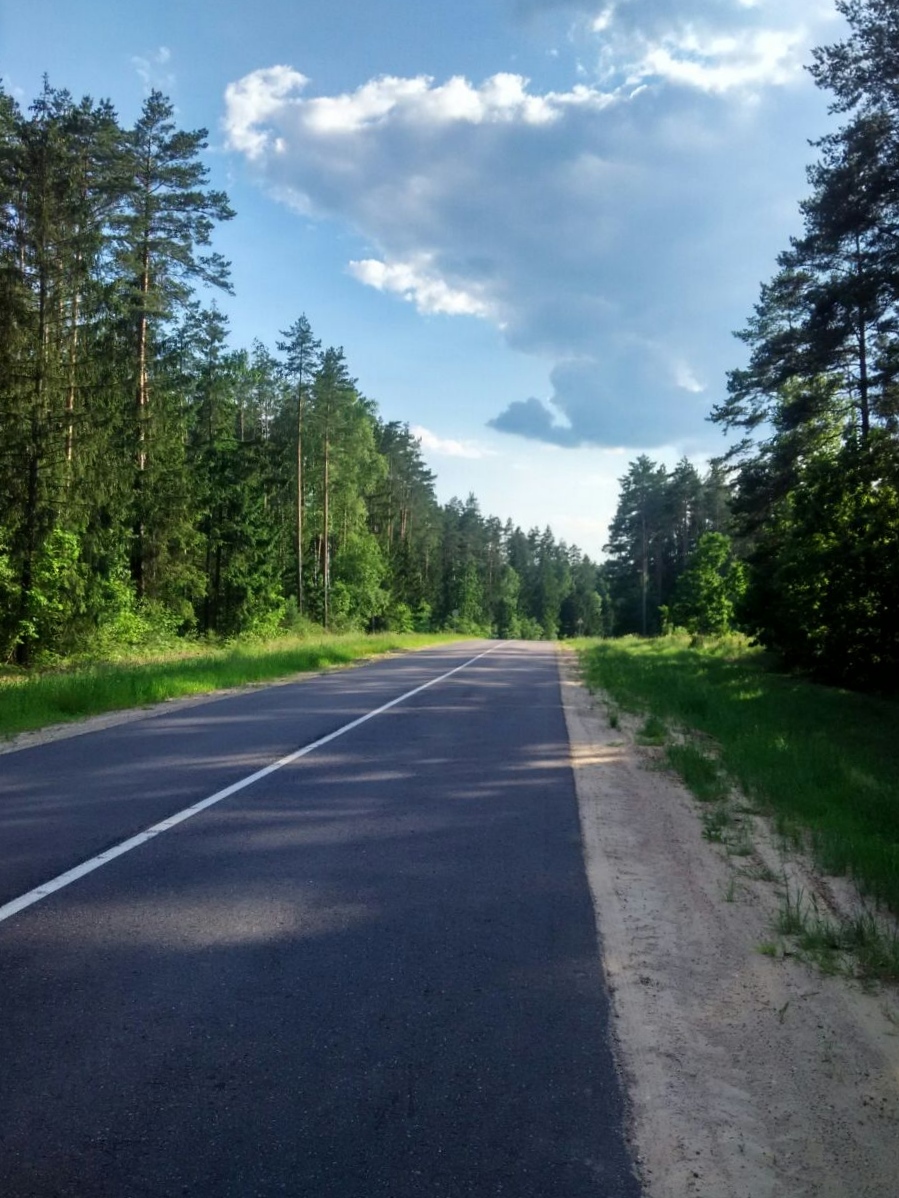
[
  {"left": 774, "top": 887, "right": 899, "bottom": 980},
  {"left": 0, "top": 631, "right": 462, "bottom": 739},
  {"left": 665, "top": 742, "right": 729, "bottom": 804},
  {"left": 578, "top": 634, "right": 899, "bottom": 920}
]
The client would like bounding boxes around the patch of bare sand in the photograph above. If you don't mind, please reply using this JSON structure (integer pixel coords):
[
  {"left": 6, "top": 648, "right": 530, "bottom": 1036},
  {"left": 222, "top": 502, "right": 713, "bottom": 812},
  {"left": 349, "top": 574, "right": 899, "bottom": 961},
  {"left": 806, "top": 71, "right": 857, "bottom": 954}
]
[{"left": 559, "top": 649, "right": 899, "bottom": 1198}]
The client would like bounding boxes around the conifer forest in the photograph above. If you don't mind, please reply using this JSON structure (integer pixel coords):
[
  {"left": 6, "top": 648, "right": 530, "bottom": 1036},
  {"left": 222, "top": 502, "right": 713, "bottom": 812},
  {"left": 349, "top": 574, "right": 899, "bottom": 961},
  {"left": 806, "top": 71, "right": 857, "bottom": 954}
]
[{"left": 0, "top": 86, "right": 605, "bottom": 665}]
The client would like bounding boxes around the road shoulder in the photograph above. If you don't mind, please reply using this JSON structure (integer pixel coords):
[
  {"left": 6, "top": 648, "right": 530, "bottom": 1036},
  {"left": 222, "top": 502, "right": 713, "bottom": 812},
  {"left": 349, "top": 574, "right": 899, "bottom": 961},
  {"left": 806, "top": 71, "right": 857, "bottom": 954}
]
[{"left": 559, "top": 648, "right": 899, "bottom": 1198}]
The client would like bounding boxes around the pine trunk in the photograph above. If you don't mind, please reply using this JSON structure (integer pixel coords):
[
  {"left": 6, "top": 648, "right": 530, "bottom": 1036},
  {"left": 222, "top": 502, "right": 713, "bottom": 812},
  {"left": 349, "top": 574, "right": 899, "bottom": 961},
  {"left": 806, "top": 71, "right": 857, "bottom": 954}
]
[
  {"left": 323, "top": 435, "right": 330, "bottom": 629},
  {"left": 132, "top": 243, "right": 150, "bottom": 597},
  {"left": 297, "top": 388, "right": 304, "bottom": 613}
]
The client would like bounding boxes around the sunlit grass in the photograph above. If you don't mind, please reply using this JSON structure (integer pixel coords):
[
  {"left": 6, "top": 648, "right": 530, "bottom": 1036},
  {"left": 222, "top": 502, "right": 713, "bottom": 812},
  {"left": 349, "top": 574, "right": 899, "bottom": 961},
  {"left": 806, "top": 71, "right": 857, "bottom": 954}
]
[
  {"left": 0, "top": 631, "right": 462, "bottom": 739},
  {"left": 577, "top": 634, "right": 899, "bottom": 919}
]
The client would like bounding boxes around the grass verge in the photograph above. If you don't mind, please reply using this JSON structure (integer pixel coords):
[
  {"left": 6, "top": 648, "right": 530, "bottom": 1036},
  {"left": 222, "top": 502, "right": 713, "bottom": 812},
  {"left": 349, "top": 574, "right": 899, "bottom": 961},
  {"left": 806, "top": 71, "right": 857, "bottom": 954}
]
[
  {"left": 0, "top": 631, "right": 462, "bottom": 740},
  {"left": 576, "top": 634, "right": 899, "bottom": 922}
]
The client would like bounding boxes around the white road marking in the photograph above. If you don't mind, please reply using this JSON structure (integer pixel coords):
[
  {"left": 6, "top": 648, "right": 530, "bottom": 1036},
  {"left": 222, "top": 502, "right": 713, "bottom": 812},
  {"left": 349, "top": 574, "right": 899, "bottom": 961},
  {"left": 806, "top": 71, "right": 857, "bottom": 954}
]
[{"left": 0, "top": 644, "right": 502, "bottom": 926}]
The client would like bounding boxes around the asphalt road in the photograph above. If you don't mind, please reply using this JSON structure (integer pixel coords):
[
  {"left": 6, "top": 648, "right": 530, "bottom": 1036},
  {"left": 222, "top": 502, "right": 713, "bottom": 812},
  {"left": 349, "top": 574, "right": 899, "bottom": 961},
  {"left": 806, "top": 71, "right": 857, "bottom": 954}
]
[{"left": 0, "top": 640, "right": 641, "bottom": 1197}]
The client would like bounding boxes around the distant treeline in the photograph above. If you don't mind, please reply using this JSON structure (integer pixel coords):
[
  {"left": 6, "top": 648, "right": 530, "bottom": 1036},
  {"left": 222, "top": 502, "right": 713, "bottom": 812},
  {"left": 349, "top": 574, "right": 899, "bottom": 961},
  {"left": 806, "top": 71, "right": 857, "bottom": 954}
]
[
  {"left": 0, "top": 82, "right": 608, "bottom": 665},
  {"left": 603, "top": 0, "right": 899, "bottom": 692}
]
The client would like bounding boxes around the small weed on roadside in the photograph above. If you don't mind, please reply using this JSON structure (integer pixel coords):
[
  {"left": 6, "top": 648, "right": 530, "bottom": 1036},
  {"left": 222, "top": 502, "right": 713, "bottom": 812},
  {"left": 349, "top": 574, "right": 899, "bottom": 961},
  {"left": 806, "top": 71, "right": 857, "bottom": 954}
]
[
  {"left": 743, "top": 861, "right": 780, "bottom": 884},
  {"left": 637, "top": 714, "right": 667, "bottom": 745},
  {"left": 776, "top": 886, "right": 809, "bottom": 937},
  {"left": 725, "top": 824, "right": 754, "bottom": 857},
  {"left": 702, "top": 806, "right": 732, "bottom": 843}
]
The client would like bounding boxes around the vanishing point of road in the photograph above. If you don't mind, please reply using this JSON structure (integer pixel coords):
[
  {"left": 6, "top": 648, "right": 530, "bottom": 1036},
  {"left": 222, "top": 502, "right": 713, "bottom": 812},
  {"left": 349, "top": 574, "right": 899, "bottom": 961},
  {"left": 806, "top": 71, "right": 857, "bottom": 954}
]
[{"left": 0, "top": 640, "right": 641, "bottom": 1197}]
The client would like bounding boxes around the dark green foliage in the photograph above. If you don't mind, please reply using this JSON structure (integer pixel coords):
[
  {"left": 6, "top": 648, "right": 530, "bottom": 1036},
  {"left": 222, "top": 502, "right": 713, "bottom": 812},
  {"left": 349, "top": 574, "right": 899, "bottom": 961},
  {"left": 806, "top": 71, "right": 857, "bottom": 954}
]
[
  {"left": 809, "top": 0, "right": 899, "bottom": 117},
  {"left": 431, "top": 498, "right": 602, "bottom": 637},
  {"left": 740, "top": 439, "right": 899, "bottom": 690},
  {"left": 669, "top": 532, "right": 746, "bottom": 638}
]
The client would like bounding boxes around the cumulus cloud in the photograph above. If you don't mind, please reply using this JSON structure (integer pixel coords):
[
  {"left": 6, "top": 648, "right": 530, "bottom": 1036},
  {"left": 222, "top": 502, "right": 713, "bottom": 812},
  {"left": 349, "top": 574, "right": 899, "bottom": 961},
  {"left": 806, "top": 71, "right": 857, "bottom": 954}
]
[
  {"left": 223, "top": 0, "right": 834, "bottom": 450},
  {"left": 224, "top": 67, "right": 614, "bottom": 150}
]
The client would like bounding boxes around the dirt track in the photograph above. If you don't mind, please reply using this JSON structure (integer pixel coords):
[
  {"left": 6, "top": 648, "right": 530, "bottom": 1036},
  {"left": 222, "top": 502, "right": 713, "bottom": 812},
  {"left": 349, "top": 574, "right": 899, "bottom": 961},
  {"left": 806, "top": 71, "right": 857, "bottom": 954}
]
[{"left": 560, "top": 650, "right": 899, "bottom": 1198}]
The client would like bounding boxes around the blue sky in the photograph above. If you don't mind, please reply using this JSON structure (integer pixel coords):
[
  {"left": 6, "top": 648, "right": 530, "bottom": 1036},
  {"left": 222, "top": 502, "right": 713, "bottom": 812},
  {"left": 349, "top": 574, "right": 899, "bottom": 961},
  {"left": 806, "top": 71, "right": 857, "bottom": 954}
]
[{"left": 1, "top": 0, "right": 841, "bottom": 556}]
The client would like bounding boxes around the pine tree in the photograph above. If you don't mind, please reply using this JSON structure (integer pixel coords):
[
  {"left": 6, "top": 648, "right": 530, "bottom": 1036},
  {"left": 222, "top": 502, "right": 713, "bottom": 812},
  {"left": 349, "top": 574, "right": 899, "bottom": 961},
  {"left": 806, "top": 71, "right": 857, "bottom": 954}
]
[
  {"left": 112, "top": 90, "right": 234, "bottom": 596},
  {"left": 277, "top": 315, "right": 320, "bottom": 614},
  {"left": 307, "top": 347, "right": 364, "bottom": 628},
  {"left": 604, "top": 457, "right": 669, "bottom": 635}
]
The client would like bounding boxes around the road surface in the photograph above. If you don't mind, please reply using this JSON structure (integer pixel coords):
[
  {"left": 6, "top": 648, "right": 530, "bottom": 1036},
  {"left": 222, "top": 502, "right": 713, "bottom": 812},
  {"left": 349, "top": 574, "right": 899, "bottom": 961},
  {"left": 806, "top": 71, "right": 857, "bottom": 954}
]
[{"left": 0, "top": 640, "right": 640, "bottom": 1197}]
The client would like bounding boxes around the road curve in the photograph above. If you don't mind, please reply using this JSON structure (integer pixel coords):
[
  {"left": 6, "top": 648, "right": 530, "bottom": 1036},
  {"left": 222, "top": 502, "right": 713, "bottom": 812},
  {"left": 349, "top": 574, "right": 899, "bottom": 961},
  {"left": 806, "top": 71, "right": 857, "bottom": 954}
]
[{"left": 0, "top": 640, "right": 640, "bottom": 1197}]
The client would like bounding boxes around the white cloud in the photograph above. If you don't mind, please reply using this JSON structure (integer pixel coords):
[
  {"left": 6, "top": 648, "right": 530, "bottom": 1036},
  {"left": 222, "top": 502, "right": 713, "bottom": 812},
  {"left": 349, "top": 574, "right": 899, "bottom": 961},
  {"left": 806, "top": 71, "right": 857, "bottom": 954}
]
[
  {"left": 223, "top": 0, "right": 835, "bottom": 451},
  {"left": 673, "top": 360, "right": 705, "bottom": 394},
  {"left": 411, "top": 425, "right": 497, "bottom": 459},
  {"left": 347, "top": 257, "right": 495, "bottom": 318},
  {"left": 632, "top": 26, "right": 805, "bottom": 94},
  {"left": 301, "top": 71, "right": 589, "bottom": 131},
  {"left": 586, "top": 0, "right": 818, "bottom": 96},
  {"left": 226, "top": 68, "right": 615, "bottom": 148},
  {"left": 592, "top": 6, "right": 616, "bottom": 35},
  {"left": 224, "top": 66, "right": 309, "bottom": 158}
]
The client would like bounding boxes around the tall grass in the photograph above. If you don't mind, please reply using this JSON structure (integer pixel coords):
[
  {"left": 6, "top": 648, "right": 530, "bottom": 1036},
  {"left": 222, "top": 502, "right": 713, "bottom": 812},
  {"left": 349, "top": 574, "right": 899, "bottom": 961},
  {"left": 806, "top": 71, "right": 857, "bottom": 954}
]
[
  {"left": 578, "top": 634, "right": 899, "bottom": 917},
  {"left": 0, "top": 631, "right": 460, "bottom": 739}
]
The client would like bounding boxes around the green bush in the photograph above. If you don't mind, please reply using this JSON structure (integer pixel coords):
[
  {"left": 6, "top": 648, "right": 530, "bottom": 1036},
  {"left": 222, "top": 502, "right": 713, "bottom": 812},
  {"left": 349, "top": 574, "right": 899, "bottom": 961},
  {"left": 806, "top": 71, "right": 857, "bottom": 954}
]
[{"left": 670, "top": 532, "right": 746, "bottom": 638}]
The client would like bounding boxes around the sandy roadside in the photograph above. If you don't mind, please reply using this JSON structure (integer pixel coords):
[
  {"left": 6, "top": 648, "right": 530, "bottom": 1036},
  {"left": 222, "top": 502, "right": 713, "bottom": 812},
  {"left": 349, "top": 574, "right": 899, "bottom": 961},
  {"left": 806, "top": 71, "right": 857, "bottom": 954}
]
[{"left": 559, "top": 648, "right": 899, "bottom": 1198}]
